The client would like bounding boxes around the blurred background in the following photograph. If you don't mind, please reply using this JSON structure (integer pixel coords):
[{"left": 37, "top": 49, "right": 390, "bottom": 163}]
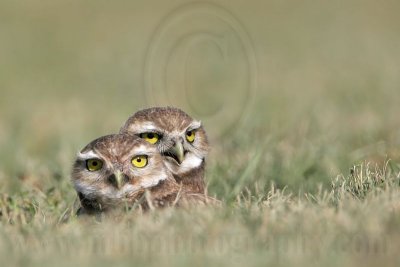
[{"left": 0, "top": 0, "right": 399, "bottom": 194}]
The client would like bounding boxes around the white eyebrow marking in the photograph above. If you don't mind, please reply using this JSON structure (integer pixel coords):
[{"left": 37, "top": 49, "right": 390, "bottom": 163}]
[
  {"left": 77, "top": 150, "right": 100, "bottom": 160},
  {"left": 140, "top": 122, "right": 158, "bottom": 130},
  {"left": 188, "top": 120, "right": 201, "bottom": 131},
  {"left": 132, "top": 145, "right": 154, "bottom": 156},
  {"left": 130, "top": 122, "right": 161, "bottom": 133}
]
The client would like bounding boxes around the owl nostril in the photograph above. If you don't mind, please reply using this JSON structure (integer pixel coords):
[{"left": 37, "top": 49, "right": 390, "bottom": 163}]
[{"left": 171, "top": 137, "right": 184, "bottom": 147}]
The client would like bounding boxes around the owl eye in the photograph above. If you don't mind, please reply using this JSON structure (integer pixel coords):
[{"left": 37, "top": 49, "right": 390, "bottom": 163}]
[
  {"left": 131, "top": 155, "right": 148, "bottom": 168},
  {"left": 86, "top": 159, "right": 103, "bottom": 172},
  {"left": 186, "top": 130, "right": 196, "bottom": 143},
  {"left": 139, "top": 133, "right": 159, "bottom": 144}
]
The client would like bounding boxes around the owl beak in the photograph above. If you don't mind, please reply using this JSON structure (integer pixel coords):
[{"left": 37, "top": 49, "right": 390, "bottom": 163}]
[
  {"left": 108, "top": 170, "right": 128, "bottom": 189},
  {"left": 166, "top": 141, "right": 185, "bottom": 164}
]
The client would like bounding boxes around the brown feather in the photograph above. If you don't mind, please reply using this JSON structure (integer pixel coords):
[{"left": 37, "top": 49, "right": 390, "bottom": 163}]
[{"left": 120, "top": 107, "right": 210, "bottom": 194}]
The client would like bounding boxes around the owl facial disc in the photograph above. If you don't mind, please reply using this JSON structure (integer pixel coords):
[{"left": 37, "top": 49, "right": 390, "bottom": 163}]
[{"left": 120, "top": 107, "right": 210, "bottom": 191}]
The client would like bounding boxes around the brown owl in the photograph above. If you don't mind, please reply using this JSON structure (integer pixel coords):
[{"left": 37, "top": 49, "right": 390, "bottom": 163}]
[
  {"left": 71, "top": 134, "right": 214, "bottom": 215},
  {"left": 119, "top": 107, "right": 210, "bottom": 194}
]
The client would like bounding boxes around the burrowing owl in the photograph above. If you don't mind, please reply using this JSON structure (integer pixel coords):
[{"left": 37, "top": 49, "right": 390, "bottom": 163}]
[
  {"left": 71, "top": 133, "right": 204, "bottom": 214},
  {"left": 120, "top": 107, "right": 210, "bottom": 194}
]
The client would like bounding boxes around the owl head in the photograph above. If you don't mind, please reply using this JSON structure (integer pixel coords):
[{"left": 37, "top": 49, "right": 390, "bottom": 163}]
[
  {"left": 120, "top": 107, "right": 210, "bottom": 177},
  {"left": 71, "top": 134, "right": 170, "bottom": 212}
]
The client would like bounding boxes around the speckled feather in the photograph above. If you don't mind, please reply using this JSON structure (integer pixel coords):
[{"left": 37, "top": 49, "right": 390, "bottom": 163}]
[
  {"left": 72, "top": 133, "right": 214, "bottom": 215},
  {"left": 122, "top": 107, "right": 195, "bottom": 133},
  {"left": 120, "top": 107, "right": 210, "bottom": 194}
]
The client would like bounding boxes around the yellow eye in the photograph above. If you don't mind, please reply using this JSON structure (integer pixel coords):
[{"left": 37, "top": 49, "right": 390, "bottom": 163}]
[
  {"left": 139, "top": 133, "right": 159, "bottom": 144},
  {"left": 131, "top": 155, "right": 148, "bottom": 168},
  {"left": 186, "top": 130, "right": 196, "bottom": 143},
  {"left": 86, "top": 159, "right": 103, "bottom": 172}
]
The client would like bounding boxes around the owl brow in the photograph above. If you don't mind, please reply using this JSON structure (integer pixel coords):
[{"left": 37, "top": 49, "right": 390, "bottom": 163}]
[
  {"left": 130, "top": 145, "right": 155, "bottom": 157},
  {"left": 135, "top": 128, "right": 164, "bottom": 137},
  {"left": 140, "top": 129, "right": 164, "bottom": 135},
  {"left": 186, "top": 120, "right": 202, "bottom": 131},
  {"left": 131, "top": 151, "right": 148, "bottom": 157},
  {"left": 135, "top": 122, "right": 163, "bottom": 133},
  {"left": 77, "top": 150, "right": 101, "bottom": 160}
]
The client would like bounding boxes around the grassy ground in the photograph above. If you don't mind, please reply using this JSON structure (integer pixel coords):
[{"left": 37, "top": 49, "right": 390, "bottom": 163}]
[{"left": 1, "top": 0, "right": 400, "bottom": 266}]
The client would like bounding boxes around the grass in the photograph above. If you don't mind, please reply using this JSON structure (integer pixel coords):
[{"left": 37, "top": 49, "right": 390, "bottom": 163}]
[
  {"left": 2, "top": 162, "right": 400, "bottom": 267},
  {"left": 1, "top": 0, "right": 400, "bottom": 266}
]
